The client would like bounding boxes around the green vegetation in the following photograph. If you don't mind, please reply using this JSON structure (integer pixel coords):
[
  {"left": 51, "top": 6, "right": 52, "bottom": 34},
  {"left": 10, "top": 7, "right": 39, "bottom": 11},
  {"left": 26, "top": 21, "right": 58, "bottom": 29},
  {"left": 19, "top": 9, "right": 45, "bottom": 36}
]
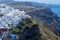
[
  {"left": 22, "top": 18, "right": 36, "bottom": 28},
  {"left": 9, "top": 18, "right": 36, "bottom": 34},
  {"left": 9, "top": 18, "right": 47, "bottom": 40},
  {"left": 9, "top": 27, "right": 21, "bottom": 34}
]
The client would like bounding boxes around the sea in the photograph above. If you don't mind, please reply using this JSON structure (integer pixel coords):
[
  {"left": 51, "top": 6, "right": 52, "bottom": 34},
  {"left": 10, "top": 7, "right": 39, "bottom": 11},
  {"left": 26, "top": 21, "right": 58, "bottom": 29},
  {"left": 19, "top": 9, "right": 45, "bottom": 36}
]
[
  {"left": 51, "top": 7, "right": 60, "bottom": 18},
  {"left": 51, "top": 7, "right": 60, "bottom": 29}
]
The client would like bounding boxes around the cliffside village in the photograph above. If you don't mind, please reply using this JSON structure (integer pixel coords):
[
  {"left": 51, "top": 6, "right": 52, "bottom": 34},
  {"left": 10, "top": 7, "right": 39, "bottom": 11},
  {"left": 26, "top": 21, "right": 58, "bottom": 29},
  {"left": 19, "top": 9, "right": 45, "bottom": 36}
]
[{"left": 0, "top": 4, "right": 31, "bottom": 40}]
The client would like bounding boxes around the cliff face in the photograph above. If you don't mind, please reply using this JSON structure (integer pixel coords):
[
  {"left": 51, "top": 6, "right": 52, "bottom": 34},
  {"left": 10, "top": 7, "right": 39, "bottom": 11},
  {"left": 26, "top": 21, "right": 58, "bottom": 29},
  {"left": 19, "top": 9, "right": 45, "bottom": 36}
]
[
  {"left": 27, "top": 5, "right": 60, "bottom": 37},
  {"left": 8, "top": 2, "right": 60, "bottom": 37},
  {"left": 28, "top": 8, "right": 60, "bottom": 24}
]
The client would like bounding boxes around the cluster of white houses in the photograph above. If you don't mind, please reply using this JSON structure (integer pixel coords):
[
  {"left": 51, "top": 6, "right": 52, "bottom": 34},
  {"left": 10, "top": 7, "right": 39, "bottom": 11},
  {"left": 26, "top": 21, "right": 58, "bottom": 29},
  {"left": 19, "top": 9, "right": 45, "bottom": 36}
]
[{"left": 0, "top": 4, "right": 31, "bottom": 32}]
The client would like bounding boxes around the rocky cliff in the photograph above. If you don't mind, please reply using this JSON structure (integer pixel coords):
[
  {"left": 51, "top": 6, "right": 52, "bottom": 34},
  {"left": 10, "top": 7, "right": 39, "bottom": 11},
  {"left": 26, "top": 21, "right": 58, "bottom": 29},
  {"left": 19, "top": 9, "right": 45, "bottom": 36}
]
[{"left": 8, "top": 1, "right": 60, "bottom": 37}]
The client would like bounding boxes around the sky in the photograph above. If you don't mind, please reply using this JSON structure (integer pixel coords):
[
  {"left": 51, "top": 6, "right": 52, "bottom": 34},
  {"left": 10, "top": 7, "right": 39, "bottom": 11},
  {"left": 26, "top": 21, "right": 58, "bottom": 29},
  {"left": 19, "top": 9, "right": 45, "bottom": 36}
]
[{"left": 14, "top": 0, "right": 60, "bottom": 5}]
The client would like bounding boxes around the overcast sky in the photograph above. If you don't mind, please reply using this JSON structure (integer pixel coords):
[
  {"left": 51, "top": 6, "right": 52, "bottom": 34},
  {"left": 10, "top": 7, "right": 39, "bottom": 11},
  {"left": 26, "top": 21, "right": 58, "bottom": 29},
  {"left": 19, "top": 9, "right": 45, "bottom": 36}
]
[{"left": 14, "top": 0, "right": 60, "bottom": 5}]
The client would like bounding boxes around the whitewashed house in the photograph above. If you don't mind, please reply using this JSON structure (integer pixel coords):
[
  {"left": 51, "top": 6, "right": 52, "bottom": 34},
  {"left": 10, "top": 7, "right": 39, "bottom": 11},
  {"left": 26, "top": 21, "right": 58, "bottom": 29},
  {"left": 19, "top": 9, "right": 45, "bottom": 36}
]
[{"left": 0, "top": 4, "right": 31, "bottom": 29}]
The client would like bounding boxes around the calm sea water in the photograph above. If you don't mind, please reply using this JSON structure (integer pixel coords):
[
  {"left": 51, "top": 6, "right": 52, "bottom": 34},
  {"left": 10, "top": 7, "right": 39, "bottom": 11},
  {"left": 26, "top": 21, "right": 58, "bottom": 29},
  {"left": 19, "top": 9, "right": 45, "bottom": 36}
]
[
  {"left": 51, "top": 7, "right": 60, "bottom": 29},
  {"left": 51, "top": 7, "right": 60, "bottom": 18}
]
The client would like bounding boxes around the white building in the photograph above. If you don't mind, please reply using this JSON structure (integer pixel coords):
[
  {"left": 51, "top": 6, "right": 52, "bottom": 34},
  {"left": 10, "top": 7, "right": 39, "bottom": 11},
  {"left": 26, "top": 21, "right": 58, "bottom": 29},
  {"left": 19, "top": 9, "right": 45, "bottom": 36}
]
[{"left": 0, "top": 4, "right": 31, "bottom": 29}]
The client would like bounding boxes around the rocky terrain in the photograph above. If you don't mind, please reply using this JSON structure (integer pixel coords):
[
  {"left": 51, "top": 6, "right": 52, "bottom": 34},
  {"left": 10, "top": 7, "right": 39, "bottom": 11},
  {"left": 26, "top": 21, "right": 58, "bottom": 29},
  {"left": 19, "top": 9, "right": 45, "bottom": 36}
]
[
  {"left": 0, "top": 4, "right": 42, "bottom": 40},
  {"left": 8, "top": 2, "right": 60, "bottom": 37},
  {"left": 0, "top": 0, "right": 60, "bottom": 40}
]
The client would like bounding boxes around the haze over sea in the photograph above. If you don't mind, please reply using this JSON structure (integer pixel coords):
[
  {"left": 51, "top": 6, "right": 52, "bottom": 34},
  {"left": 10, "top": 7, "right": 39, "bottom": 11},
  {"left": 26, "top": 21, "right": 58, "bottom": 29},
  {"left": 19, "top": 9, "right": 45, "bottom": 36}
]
[
  {"left": 15, "top": 0, "right": 60, "bottom": 18},
  {"left": 51, "top": 7, "right": 60, "bottom": 18}
]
